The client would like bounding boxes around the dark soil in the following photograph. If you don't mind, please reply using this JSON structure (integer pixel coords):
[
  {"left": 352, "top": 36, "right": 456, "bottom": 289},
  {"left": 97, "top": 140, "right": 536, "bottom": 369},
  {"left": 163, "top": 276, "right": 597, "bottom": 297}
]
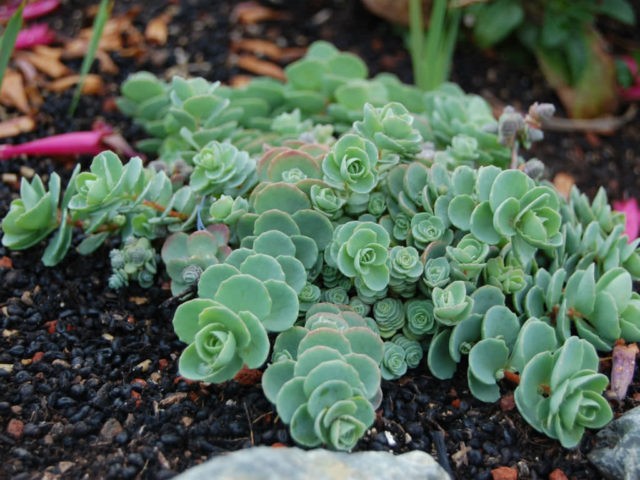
[{"left": 1, "top": 1, "right": 639, "bottom": 479}]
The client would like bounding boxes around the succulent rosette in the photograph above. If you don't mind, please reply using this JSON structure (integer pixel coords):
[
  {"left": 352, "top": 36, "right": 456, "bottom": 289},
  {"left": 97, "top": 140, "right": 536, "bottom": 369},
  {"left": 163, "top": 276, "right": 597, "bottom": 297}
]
[
  {"left": 353, "top": 102, "right": 423, "bottom": 159},
  {"left": 432, "top": 280, "right": 474, "bottom": 326},
  {"left": 422, "top": 257, "right": 451, "bottom": 289},
  {"left": 262, "top": 309, "right": 383, "bottom": 451},
  {"left": 403, "top": 298, "right": 436, "bottom": 339},
  {"left": 310, "top": 184, "right": 347, "bottom": 219},
  {"left": 471, "top": 169, "right": 562, "bottom": 265},
  {"left": 387, "top": 246, "right": 423, "bottom": 296},
  {"left": 325, "top": 221, "right": 391, "bottom": 292},
  {"left": 446, "top": 233, "right": 490, "bottom": 282},
  {"left": 1, "top": 173, "right": 62, "bottom": 250},
  {"left": 410, "top": 212, "right": 452, "bottom": 250},
  {"left": 322, "top": 134, "right": 379, "bottom": 194},
  {"left": 515, "top": 337, "right": 613, "bottom": 448},
  {"left": 380, "top": 341, "right": 408, "bottom": 380},
  {"left": 173, "top": 299, "right": 270, "bottom": 383},
  {"left": 190, "top": 140, "right": 257, "bottom": 197}
]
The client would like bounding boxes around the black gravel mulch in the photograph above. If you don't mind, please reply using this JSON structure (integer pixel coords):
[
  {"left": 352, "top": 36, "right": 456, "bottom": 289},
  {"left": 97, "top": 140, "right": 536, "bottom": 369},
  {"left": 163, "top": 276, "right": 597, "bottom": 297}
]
[{"left": 1, "top": 1, "right": 639, "bottom": 479}]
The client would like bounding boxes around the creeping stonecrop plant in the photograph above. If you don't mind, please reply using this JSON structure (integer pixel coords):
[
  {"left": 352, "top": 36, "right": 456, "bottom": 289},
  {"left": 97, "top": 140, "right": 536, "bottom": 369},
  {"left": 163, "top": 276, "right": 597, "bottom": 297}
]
[{"left": 1, "top": 41, "right": 638, "bottom": 452}]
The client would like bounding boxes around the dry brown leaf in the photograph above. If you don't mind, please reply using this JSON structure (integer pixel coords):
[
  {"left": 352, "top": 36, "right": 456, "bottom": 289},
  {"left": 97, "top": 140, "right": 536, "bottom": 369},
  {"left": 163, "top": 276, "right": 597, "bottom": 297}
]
[
  {"left": 15, "top": 52, "right": 70, "bottom": 79},
  {"left": 13, "top": 57, "right": 38, "bottom": 84},
  {"left": 145, "top": 13, "right": 171, "bottom": 45},
  {"left": 33, "top": 45, "right": 63, "bottom": 60},
  {"left": 0, "top": 116, "right": 35, "bottom": 138},
  {"left": 231, "top": 2, "right": 291, "bottom": 24},
  {"left": 236, "top": 55, "right": 285, "bottom": 81},
  {"left": 232, "top": 38, "right": 281, "bottom": 59},
  {"left": 231, "top": 38, "right": 306, "bottom": 63},
  {"left": 0, "top": 70, "right": 30, "bottom": 113},
  {"left": 553, "top": 172, "right": 575, "bottom": 200},
  {"left": 95, "top": 50, "right": 119, "bottom": 74},
  {"left": 46, "top": 74, "right": 104, "bottom": 94}
]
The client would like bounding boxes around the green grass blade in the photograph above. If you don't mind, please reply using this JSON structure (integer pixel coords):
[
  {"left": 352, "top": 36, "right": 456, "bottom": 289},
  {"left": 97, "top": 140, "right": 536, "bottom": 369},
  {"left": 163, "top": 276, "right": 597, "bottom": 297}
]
[
  {"left": 408, "top": 0, "right": 426, "bottom": 90},
  {"left": 423, "top": 0, "right": 447, "bottom": 90},
  {"left": 0, "top": 1, "right": 25, "bottom": 89},
  {"left": 69, "top": 0, "right": 114, "bottom": 116}
]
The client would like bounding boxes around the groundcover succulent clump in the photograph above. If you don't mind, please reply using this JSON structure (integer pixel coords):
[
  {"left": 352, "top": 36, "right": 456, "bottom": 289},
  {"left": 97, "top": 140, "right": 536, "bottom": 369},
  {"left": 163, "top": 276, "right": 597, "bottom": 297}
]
[{"left": 2, "top": 41, "right": 639, "bottom": 451}]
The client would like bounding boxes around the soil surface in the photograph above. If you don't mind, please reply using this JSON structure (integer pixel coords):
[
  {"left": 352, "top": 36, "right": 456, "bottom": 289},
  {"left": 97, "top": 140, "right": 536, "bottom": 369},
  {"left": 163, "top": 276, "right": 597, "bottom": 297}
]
[{"left": 1, "top": 1, "right": 639, "bottom": 479}]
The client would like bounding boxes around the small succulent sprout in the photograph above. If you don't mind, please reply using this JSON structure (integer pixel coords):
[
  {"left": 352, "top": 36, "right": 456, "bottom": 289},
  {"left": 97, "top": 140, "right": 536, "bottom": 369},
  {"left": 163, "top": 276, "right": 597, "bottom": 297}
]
[
  {"left": 372, "top": 297, "right": 405, "bottom": 338},
  {"left": 353, "top": 102, "right": 423, "bottom": 159},
  {"left": 380, "top": 341, "right": 408, "bottom": 380},
  {"left": 325, "top": 221, "right": 391, "bottom": 292},
  {"left": 208, "top": 195, "right": 249, "bottom": 227},
  {"left": 422, "top": 257, "right": 451, "bottom": 289},
  {"left": 161, "top": 224, "right": 232, "bottom": 295},
  {"left": 514, "top": 336, "right": 613, "bottom": 448},
  {"left": 299, "top": 283, "right": 322, "bottom": 314},
  {"left": 391, "top": 212, "right": 412, "bottom": 242},
  {"left": 322, "top": 286, "right": 350, "bottom": 305},
  {"left": 310, "top": 184, "right": 347, "bottom": 220},
  {"left": 409, "top": 212, "right": 453, "bottom": 250},
  {"left": 446, "top": 233, "right": 490, "bottom": 283},
  {"left": 349, "top": 296, "right": 371, "bottom": 317},
  {"left": 387, "top": 246, "right": 423, "bottom": 297},
  {"left": 1, "top": 172, "right": 62, "bottom": 251},
  {"left": 108, "top": 237, "right": 158, "bottom": 289},
  {"left": 190, "top": 141, "right": 257, "bottom": 197},
  {"left": 367, "top": 191, "right": 387, "bottom": 218},
  {"left": 392, "top": 333, "right": 423, "bottom": 369},
  {"left": 173, "top": 299, "right": 270, "bottom": 383},
  {"left": 432, "top": 280, "right": 474, "bottom": 327},
  {"left": 403, "top": 298, "right": 436, "bottom": 339},
  {"left": 484, "top": 256, "right": 527, "bottom": 295},
  {"left": 322, "top": 133, "right": 379, "bottom": 194},
  {"left": 68, "top": 152, "right": 146, "bottom": 215}
]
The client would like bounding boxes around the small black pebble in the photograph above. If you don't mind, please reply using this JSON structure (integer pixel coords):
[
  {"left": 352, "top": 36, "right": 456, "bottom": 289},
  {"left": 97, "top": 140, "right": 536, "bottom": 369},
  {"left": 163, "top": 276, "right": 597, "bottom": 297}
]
[
  {"left": 15, "top": 370, "right": 31, "bottom": 383},
  {"left": 160, "top": 433, "right": 180, "bottom": 446},
  {"left": 115, "top": 431, "right": 129, "bottom": 445},
  {"left": 468, "top": 449, "right": 483, "bottom": 466}
]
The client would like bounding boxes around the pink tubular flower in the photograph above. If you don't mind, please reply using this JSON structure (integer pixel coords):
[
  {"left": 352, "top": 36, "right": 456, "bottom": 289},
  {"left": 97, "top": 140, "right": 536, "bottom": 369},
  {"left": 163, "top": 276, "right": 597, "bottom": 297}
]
[
  {"left": 613, "top": 198, "right": 640, "bottom": 242},
  {"left": 0, "top": 0, "right": 61, "bottom": 21},
  {"left": 0, "top": 122, "right": 139, "bottom": 160},
  {"left": 15, "top": 24, "right": 56, "bottom": 50}
]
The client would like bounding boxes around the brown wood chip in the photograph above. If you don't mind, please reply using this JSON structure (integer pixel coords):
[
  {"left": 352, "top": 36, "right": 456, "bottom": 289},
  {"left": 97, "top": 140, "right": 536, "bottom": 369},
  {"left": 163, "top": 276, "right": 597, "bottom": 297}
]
[
  {"left": 33, "top": 45, "right": 63, "bottom": 60},
  {"left": 231, "top": 38, "right": 305, "bottom": 62},
  {"left": 231, "top": 2, "right": 291, "bottom": 24},
  {"left": 235, "top": 54, "right": 285, "bottom": 81},
  {"left": 15, "top": 52, "right": 70, "bottom": 79},
  {"left": 145, "top": 13, "right": 171, "bottom": 45},
  {"left": 46, "top": 74, "right": 105, "bottom": 94},
  {"left": 0, "top": 70, "right": 30, "bottom": 113},
  {"left": 0, "top": 116, "right": 35, "bottom": 138}
]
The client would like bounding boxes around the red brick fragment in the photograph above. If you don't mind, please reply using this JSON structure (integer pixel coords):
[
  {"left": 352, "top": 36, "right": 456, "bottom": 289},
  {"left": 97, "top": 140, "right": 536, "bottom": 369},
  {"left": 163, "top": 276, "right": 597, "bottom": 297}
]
[
  {"left": 549, "top": 468, "right": 569, "bottom": 480},
  {"left": 7, "top": 418, "right": 24, "bottom": 440},
  {"left": 491, "top": 466, "right": 518, "bottom": 480}
]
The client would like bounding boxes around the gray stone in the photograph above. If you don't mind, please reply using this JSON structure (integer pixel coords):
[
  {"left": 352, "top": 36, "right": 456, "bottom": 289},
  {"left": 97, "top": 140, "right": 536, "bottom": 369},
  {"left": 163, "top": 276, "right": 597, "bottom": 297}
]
[
  {"left": 588, "top": 406, "right": 640, "bottom": 480},
  {"left": 175, "top": 446, "right": 451, "bottom": 480}
]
